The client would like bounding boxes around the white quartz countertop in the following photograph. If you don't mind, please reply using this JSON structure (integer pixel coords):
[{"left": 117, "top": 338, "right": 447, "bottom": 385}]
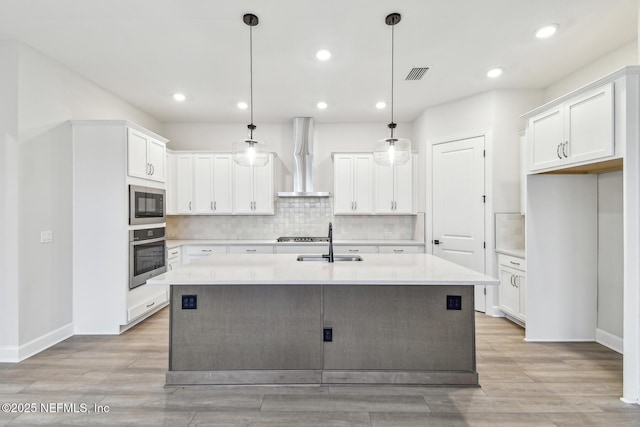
[
  {"left": 167, "top": 239, "right": 425, "bottom": 249},
  {"left": 148, "top": 253, "right": 499, "bottom": 286}
]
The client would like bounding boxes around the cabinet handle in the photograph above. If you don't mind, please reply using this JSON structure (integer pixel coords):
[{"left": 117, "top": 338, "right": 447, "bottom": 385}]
[
  {"left": 189, "top": 201, "right": 192, "bottom": 210},
  {"left": 246, "top": 249, "right": 257, "bottom": 252},
  {"left": 509, "top": 261, "right": 521, "bottom": 266},
  {"left": 391, "top": 201, "right": 394, "bottom": 210},
  {"left": 146, "top": 302, "right": 155, "bottom": 308},
  {"left": 354, "top": 201, "right": 357, "bottom": 211},
  {"left": 514, "top": 276, "right": 519, "bottom": 288},
  {"left": 393, "top": 249, "right": 404, "bottom": 253},
  {"left": 214, "top": 201, "right": 217, "bottom": 210},
  {"left": 351, "top": 201, "right": 354, "bottom": 211},
  {"left": 211, "top": 201, "right": 214, "bottom": 210},
  {"left": 556, "top": 144, "right": 562, "bottom": 160},
  {"left": 202, "top": 249, "right": 212, "bottom": 252},
  {"left": 510, "top": 275, "right": 515, "bottom": 286},
  {"left": 348, "top": 249, "right": 359, "bottom": 253},
  {"left": 563, "top": 141, "right": 568, "bottom": 158},
  {"left": 150, "top": 164, "right": 155, "bottom": 175}
]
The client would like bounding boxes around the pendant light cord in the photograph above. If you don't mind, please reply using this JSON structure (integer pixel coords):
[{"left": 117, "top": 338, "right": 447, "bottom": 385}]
[
  {"left": 249, "top": 24, "right": 254, "bottom": 140},
  {"left": 390, "top": 22, "right": 394, "bottom": 139}
]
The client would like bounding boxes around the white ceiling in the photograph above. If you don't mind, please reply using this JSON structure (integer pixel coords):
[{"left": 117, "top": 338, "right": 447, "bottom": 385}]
[{"left": 0, "top": 0, "right": 636, "bottom": 123}]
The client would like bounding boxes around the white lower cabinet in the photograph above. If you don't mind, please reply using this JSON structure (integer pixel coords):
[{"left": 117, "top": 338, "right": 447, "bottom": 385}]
[
  {"left": 498, "top": 254, "right": 526, "bottom": 323},
  {"left": 334, "top": 245, "right": 378, "bottom": 254},
  {"left": 167, "top": 246, "right": 182, "bottom": 271},
  {"left": 275, "top": 245, "right": 329, "bottom": 254},
  {"left": 228, "top": 245, "right": 274, "bottom": 254},
  {"left": 182, "top": 245, "right": 227, "bottom": 265},
  {"left": 128, "top": 288, "right": 168, "bottom": 322},
  {"left": 378, "top": 245, "right": 424, "bottom": 254}
]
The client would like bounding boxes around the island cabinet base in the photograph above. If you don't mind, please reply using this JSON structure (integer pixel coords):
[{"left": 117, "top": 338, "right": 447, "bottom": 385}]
[{"left": 167, "top": 284, "right": 477, "bottom": 386}]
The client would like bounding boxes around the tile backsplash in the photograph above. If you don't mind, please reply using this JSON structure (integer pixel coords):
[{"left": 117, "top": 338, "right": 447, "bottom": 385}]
[
  {"left": 494, "top": 213, "right": 525, "bottom": 250},
  {"left": 167, "top": 197, "right": 422, "bottom": 240}
]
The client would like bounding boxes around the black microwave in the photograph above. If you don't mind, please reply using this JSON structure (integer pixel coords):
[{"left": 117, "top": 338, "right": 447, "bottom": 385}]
[{"left": 129, "top": 185, "right": 165, "bottom": 225}]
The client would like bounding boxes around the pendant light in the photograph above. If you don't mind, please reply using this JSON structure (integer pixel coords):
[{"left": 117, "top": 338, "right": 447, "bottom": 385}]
[
  {"left": 373, "top": 13, "right": 411, "bottom": 166},
  {"left": 233, "top": 13, "right": 269, "bottom": 167}
]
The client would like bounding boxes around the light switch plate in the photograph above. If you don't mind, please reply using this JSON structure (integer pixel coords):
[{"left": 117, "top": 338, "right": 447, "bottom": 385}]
[{"left": 40, "top": 230, "right": 53, "bottom": 243}]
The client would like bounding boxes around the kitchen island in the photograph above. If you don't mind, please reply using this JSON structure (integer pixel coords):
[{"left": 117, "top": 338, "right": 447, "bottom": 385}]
[{"left": 148, "top": 253, "right": 498, "bottom": 386}]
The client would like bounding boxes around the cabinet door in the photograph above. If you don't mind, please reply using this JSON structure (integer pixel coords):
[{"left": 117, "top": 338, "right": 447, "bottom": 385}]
[
  {"left": 498, "top": 267, "right": 518, "bottom": 316},
  {"left": 252, "top": 156, "right": 274, "bottom": 214},
  {"left": 127, "top": 128, "right": 150, "bottom": 179},
  {"left": 333, "top": 155, "right": 354, "bottom": 214},
  {"left": 176, "top": 155, "right": 194, "bottom": 214},
  {"left": 373, "top": 163, "right": 394, "bottom": 214},
  {"left": 565, "top": 83, "right": 614, "bottom": 165},
  {"left": 193, "top": 154, "right": 214, "bottom": 214},
  {"left": 393, "top": 160, "right": 413, "bottom": 214},
  {"left": 212, "top": 154, "right": 233, "bottom": 214},
  {"left": 233, "top": 163, "right": 254, "bottom": 214},
  {"left": 352, "top": 154, "right": 373, "bottom": 213},
  {"left": 516, "top": 274, "right": 526, "bottom": 320},
  {"left": 166, "top": 153, "right": 178, "bottom": 215},
  {"left": 147, "top": 139, "right": 166, "bottom": 182},
  {"left": 529, "top": 107, "right": 564, "bottom": 172}
]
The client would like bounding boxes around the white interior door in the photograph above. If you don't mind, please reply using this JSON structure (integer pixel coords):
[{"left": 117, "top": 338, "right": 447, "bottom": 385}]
[{"left": 432, "top": 136, "right": 486, "bottom": 311}]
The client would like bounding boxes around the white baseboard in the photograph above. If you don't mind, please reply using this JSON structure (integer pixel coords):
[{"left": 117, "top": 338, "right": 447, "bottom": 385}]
[
  {"left": 596, "top": 328, "right": 623, "bottom": 354},
  {"left": 0, "top": 322, "right": 74, "bottom": 363}
]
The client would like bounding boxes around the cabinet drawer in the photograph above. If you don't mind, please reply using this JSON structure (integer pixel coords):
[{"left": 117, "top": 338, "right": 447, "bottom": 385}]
[
  {"left": 127, "top": 289, "right": 167, "bottom": 321},
  {"left": 378, "top": 245, "right": 424, "bottom": 254},
  {"left": 334, "top": 245, "right": 378, "bottom": 254},
  {"left": 275, "top": 245, "right": 328, "bottom": 254},
  {"left": 167, "top": 247, "right": 182, "bottom": 261},
  {"left": 228, "top": 245, "right": 274, "bottom": 254},
  {"left": 498, "top": 254, "right": 526, "bottom": 272},
  {"left": 184, "top": 245, "right": 227, "bottom": 255}
]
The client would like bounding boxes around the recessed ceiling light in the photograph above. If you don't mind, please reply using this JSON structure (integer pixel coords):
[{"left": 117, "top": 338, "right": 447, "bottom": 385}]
[
  {"left": 536, "top": 24, "right": 558, "bottom": 39},
  {"left": 487, "top": 67, "right": 503, "bottom": 78},
  {"left": 316, "top": 49, "right": 331, "bottom": 61},
  {"left": 237, "top": 101, "right": 248, "bottom": 110},
  {"left": 376, "top": 101, "right": 387, "bottom": 109},
  {"left": 317, "top": 101, "right": 328, "bottom": 110},
  {"left": 173, "top": 93, "right": 186, "bottom": 102}
]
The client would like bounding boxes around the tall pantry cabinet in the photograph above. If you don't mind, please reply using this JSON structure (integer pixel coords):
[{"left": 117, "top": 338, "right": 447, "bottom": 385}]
[
  {"left": 522, "top": 67, "right": 640, "bottom": 404},
  {"left": 72, "top": 120, "right": 169, "bottom": 334}
]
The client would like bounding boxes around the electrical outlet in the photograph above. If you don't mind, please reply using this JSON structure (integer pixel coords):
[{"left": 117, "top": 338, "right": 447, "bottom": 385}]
[
  {"left": 181, "top": 294, "right": 197, "bottom": 310},
  {"left": 323, "top": 327, "right": 333, "bottom": 342},
  {"left": 446, "top": 295, "right": 462, "bottom": 310},
  {"left": 40, "top": 230, "right": 53, "bottom": 243}
]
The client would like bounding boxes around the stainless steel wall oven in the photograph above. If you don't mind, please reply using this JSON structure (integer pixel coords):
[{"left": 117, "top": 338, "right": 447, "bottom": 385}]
[{"left": 129, "top": 227, "right": 166, "bottom": 289}]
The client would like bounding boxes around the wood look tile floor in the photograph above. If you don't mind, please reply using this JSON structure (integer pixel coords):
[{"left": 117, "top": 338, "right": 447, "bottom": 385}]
[{"left": 1, "top": 308, "right": 639, "bottom": 426}]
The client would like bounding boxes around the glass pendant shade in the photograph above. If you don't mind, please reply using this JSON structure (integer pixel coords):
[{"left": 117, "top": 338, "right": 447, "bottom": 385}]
[
  {"left": 232, "top": 138, "right": 270, "bottom": 167},
  {"left": 373, "top": 137, "right": 411, "bottom": 166}
]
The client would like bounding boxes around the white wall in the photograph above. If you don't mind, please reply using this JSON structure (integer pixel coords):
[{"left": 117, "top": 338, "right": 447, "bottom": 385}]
[
  {"left": 1, "top": 42, "right": 163, "bottom": 358},
  {"left": 164, "top": 120, "right": 412, "bottom": 195},
  {"left": 598, "top": 171, "right": 624, "bottom": 342},
  {"left": 0, "top": 41, "right": 20, "bottom": 359},
  {"left": 544, "top": 39, "right": 638, "bottom": 102}
]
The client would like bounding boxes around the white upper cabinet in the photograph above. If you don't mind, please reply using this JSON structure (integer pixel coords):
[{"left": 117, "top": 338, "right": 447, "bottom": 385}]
[
  {"left": 175, "top": 153, "right": 234, "bottom": 215},
  {"left": 373, "top": 156, "right": 414, "bottom": 214},
  {"left": 333, "top": 154, "right": 373, "bottom": 215},
  {"left": 127, "top": 127, "right": 166, "bottom": 182},
  {"left": 528, "top": 83, "right": 614, "bottom": 173},
  {"left": 233, "top": 154, "right": 274, "bottom": 215},
  {"left": 166, "top": 152, "right": 178, "bottom": 215},
  {"left": 176, "top": 154, "right": 194, "bottom": 214}
]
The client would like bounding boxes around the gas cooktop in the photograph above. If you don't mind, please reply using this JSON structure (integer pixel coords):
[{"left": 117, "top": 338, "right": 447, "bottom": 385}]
[{"left": 276, "top": 236, "right": 330, "bottom": 243}]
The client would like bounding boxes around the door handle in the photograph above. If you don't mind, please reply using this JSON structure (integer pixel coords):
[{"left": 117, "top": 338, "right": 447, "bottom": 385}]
[{"left": 433, "top": 239, "right": 441, "bottom": 245}]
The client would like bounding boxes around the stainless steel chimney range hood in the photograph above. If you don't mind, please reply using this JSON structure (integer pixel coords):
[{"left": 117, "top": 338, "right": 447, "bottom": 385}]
[{"left": 276, "top": 117, "right": 331, "bottom": 198}]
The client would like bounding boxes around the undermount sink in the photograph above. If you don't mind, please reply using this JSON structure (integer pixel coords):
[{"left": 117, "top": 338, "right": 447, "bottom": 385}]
[{"left": 297, "top": 254, "right": 363, "bottom": 262}]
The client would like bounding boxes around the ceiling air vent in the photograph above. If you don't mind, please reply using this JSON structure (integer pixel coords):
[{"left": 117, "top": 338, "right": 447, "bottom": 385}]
[{"left": 405, "top": 67, "right": 429, "bottom": 81}]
